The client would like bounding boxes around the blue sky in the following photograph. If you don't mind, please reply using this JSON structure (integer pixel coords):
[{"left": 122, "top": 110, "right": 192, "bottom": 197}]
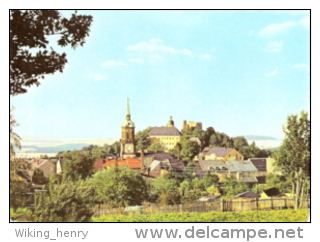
[{"left": 10, "top": 10, "right": 310, "bottom": 140}]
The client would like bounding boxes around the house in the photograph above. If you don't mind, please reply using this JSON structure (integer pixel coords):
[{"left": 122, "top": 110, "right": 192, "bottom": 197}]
[
  {"left": 198, "top": 160, "right": 229, "bottom": 182},
  {"left": 34, "top": 159, "right": 57, "bottom": 178},
  {"left": 198, "top": 195, "right": 220, "bottom": 202},
  {"left": 233, "top": 191, "right": 260, "bottom": 200},
  {"left": 142, "top": 151, "right": 185, "bottom": 177},
  {"left": 260, "top": 187, "right": 285, "bottom": 199},
  {"left": 249, "top": 158, "right": 267, "bottom": 176},
  {"left": 102, "top": 157, "right": 142, "bottom": 171},
  {"left": 200, "top": 147, "right": 244, "bottom": 162},
  {"left": 225, "top": 160, "right": 258, "bottom": 185},
  {"left": 148, "top": 117, "right": 182, "bottom": 151}
]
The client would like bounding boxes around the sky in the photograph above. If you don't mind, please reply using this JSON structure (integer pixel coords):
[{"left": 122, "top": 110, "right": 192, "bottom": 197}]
[{"left": 10, "top": 10, "right": 310, "bottom": 140}]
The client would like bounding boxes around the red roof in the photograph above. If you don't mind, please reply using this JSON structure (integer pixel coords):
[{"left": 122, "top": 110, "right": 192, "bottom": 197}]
[{"left": 102, "top": 158, "right": 141, "bottom": 169}]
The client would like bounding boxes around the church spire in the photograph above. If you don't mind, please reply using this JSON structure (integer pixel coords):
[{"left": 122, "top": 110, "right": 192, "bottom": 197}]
[{"left": 127, "top": 98, "right": 130, "bottom": 115}]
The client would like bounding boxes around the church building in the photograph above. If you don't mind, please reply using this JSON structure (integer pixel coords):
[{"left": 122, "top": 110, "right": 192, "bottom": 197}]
[{"left": 120, "top": 99, "right": 136, "bottom": 159}]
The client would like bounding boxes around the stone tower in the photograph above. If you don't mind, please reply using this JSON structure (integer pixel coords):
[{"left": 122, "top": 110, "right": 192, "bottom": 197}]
[
  {"left": 167, "top": 116, "right": 175, "bottom": 127},
  {"left": 120, "top": 98, "right": 136, "bottom": 159}
]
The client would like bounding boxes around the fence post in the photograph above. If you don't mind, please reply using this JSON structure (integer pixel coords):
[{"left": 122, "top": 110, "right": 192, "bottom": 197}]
[
  {"left": 221, "top": 198, "right": 224, "bottom": 212},
  {"left": 255, "top": 197, "right": 259, "bottom": 210},
  {"left": 249, "top": 199, "right": 251, "bottom": 211},
  {"left": 271, "top": 197, "right": 274, "bottom": 210}
]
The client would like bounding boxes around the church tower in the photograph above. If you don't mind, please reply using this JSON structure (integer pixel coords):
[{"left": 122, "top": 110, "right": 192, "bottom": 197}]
[{"left": 120, "top": 98, "right": 136, "bottom": 159}]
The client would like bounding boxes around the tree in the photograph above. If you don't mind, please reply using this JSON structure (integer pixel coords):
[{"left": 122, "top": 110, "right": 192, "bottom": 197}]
[
  {"left": 15, "top": 180, "right": 94, "bottom": 222},
  {"left": 169, "top": 143, "right": 182, "bottom": 159},
  {"left": 209, "top": 133, "right": 220, "bottom": 147},
  {"left": 147, "top": 143, "right": 163, "bottom": 152},
  {"left": 32, "top": 168, "right": 48, "bottom": 185},
  {"left": 202, "top": 171, "right": 219, "bottom": 189},
  {"left": 10, "top": 160, "right": 32, "bottom": 211},
  {"left": 10, "top": 106, "right": 21, "bottom": 158},
  {"left": 233, "top": 136, "right": 249, "bottom": 151},
  {"left": 180, "top": 140, "right": 199, "bottom": 161},
  {"left": 91, "top": 147, "right": 106, "bottom": 160},
  {"left": 183, "top": 162, "right": 197, "bottom": 182},
  {"left": 87, "top": 167, "right": 147, "bottom": 207},
  {"left": 274, "top": 111, "right": 310, "bottom": 209},
  {"left": 10, "top": 10, "right": 93, "bottom": 96},
  {"left": 62, "top": 150, "right": 94, "bottom": 180},
  {"left": 221, "top": 178, "right": 249, "bottom": 198},
  {"left": 152, "top": 177, "right": 180, "bottom": 205},
  {"left": 135, "top": 127, "right": 151, "bottom": 151}
]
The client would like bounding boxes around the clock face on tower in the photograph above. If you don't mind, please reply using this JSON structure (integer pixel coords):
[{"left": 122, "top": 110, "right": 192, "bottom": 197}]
[{"left": 125, "top": 144, "right": 133, "bottom": 153}]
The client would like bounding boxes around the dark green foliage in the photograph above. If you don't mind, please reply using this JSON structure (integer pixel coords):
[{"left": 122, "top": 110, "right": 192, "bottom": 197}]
[
  {"left": 10, "top": 160, "right": 32, "bottom": 211},
  {"left": 49, "top": 173, "right": 62, "bottom": 185},
  {"left": 202, "top": 171, "right": 219, "bottom": 189},
  {"left": 147, "top": 143, "right": 163, "bottom": 152},
  {"left": 32, "top": 168, "right": 48, "bottom": 185},
  {"left": 152, "top": 177, "right": 181, "bottom": 205},
  {"left": 135, "top": 127, "right": 151, "bottom": 151},
  {"left": 221, "top": 178, "right": 249, "bottom": 198},
  {"left": 274, "top": 111, "right": 310, "bottom": 209},
  {"left": 87, "top": 167, "right": 147, "bottom": 207},
  {"left": 15, "top": 181, "right": 94, "bottom": 222},
  {"left": 62, "top": 150, "right": 94, "bottom": 180},
  {"left": 169, "top": 143, "right": 182, "bottom": 159},
  {"left": 183, "top": 162, "right": 197, "bottom": 182},
  {"left": 180, "top": 140, "right": 199, "bottom": 161},
  {"left": 10, "top": 10, "right": 93, "bottom": 96},
  {"left": 233, "top": 136, "right": 249, "bottom": 150}
]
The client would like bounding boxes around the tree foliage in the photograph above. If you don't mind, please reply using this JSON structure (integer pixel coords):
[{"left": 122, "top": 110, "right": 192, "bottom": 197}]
[
  {"left": 221, "top": 178, "right": 249, "bottom": 198},
  {"left": 87, "top": 167, "right": 147, "bottom": 207},
  {"left": 10, "top": 10, "right": 93, "bottom": 96},
  {"left": 16, "top": 180, "right": 94, "bottom": 222},
  {"left": 62, "top": 150, "right": 94, "bottom": 180},
  {"left": 32, "top": 168, "right": 48, "bottom": 185},
  {"left": 135, "top": 127, "right": 151, "bottom": 151},
  {"left": 274, "top": 111, "right": 310, "bottom": 209}
]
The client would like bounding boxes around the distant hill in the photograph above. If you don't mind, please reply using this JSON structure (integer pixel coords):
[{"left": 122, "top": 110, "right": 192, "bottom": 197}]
[
  {"left": 17, "top": 137, "right": 118, "bottom": 154},
  {"left": 19, "top": 143, "right": 89, "bottom": 154},
  {"left": 244, "top": 135, "right": 282, "bottom": 149},
  {"left": 244, "top": 135, "right": 279, "bottom": 141}
]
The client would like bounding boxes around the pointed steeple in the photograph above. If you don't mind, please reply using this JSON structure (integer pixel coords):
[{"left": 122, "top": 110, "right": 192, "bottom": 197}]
[{"left": 127, "top": 98, "right": 130, "bottom": 116}]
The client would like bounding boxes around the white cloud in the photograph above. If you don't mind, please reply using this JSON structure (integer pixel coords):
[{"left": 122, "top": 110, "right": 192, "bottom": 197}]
[
  {"left": 202, "top": 54, "right": 211, "bottom": 60},
  {"left": 102, "top": 60, "right": 127, "bottom": 67},
  {"left": 87, "top": 73, "right": 107, "bottom": 81},
  {"left": 127, "top": 38, "right": 192, "bottom": 56},
  {"left": 128, "top": 58, "right": 144, "bottom": 63},
  {"left": 259, "top": 16, "right": 309, "bottom": 37},
  {"left": 259, "top": 21, "right": 297, "bottom": 37},
  {"left": 292, "top": 63, "right": 309, "bottom": 70},
  {"left": 265, "top": 69, "right": 278, "bottom": 77},
  {"left": 266, "top": 41, "right": 283, "bottom": 52}
]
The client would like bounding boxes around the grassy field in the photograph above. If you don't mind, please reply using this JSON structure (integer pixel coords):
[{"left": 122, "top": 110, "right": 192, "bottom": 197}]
[{"left": 93, "top": 209, "right": 310, "bottom": 222}]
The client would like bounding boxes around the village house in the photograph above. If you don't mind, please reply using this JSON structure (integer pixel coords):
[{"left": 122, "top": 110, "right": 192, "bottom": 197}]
[
  {"left": 142, "top": 151, "right": 185, "bottom": 178},
  {"left": 198, "top": 147, "right": 244, "bottom": 162},
  {"left": 233, "top": 191, "right": 260, "bottom": 200},
  {"left": 260, "top": 187, "right": 286, "bottom": 199},
  {"left": 32, "top": 157, "right": 64, "bottom": 178}
]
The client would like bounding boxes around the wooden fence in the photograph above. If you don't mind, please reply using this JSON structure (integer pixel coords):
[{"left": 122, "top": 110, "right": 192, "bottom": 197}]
[{"left": 92, "top": 198, "right": 310, "bottom": 217}]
